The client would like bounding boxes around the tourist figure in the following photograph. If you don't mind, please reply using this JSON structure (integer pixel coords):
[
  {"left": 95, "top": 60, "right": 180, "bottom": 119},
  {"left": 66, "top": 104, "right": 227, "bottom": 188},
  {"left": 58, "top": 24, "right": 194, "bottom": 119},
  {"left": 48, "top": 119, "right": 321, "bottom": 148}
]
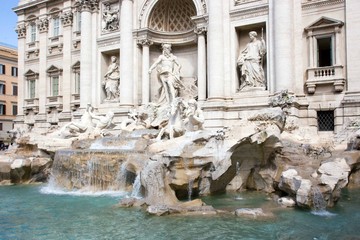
[
  {"left": 237, "top": 31, "right": 266, "bottom": 91},
  {"left": 149, "top": 43, "right": 182, "bottom": 105},
  {"left": 103, "top": 56, "right": 120, "bottom": 101}
]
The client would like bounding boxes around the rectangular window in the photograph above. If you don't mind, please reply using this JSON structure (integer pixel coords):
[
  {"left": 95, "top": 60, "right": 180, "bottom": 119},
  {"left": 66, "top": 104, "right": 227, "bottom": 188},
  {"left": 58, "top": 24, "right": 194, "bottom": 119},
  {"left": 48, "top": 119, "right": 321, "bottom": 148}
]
[
  {"left": 317, "top": 36, "right": 333, "bottom": 67},
  {"left": 0, "top": 64, "right": 5, "bottom": 75},
  {"left": 29, "top": 80, "right": 36, "bottom": 99},
  {"left": 75, "top": 72, "right": 80, "bottom": 94},
  {"left": 12, "top": 85, "right": 18, "bottom": 96},
  {"left": 0, "top": 82, "right": 5, "bottom": 95},
  {"left": 11, "top": 67, "right": 18, "bottom": 77},
  {"left": 30, "top": 24, "right": 36, "bottom": 42},
  {"left": 51, "top": 76, "right": 59, "bottom": 96},
  {"left": 12, "top": 105, "right": 17, "bottom": 116},
  {"left": 0, "top": 123, "right": 2, "bottom": 131},
  {"left": 0, "top": 104, "right": 6, "bottom": 115},
  {"left": 317, "top": 111, "right": 334, "bottom": 131},
  {"left": 53, "top": 17, "right": 60, "bottom": 37}
]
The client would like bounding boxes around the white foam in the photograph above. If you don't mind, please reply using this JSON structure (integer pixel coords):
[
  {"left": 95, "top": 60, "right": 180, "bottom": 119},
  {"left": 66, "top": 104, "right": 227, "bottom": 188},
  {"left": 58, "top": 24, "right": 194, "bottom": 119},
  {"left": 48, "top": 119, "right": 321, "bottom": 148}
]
[
  {"left": 40, "top": 185, "right": 128, "bottom": 197},
  {"left": 311, "top": 210, "right": 337, "bottom": 217}
]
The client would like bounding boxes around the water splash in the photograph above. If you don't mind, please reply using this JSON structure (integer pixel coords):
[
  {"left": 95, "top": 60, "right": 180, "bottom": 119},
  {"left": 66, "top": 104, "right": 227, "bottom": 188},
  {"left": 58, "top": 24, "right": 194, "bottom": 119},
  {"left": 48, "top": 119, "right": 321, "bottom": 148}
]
[
  {"left": 40, "top": 176, "right": 127, "bottom": 197},
  {"left": 130, "top": 174, "right": 142, "bottom": 199},
  {"left": 188, "top": 179, "right": 194, "bottom": 201},
  {"left": 311, "top": 187, "right": 336, "bottom": 217}
]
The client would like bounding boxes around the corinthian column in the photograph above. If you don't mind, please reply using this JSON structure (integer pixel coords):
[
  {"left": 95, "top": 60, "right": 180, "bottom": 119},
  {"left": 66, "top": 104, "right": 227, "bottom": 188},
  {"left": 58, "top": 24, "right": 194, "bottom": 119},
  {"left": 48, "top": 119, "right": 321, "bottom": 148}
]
[
  {"left": 60, "top": 10, "right": 73, "bottom": 114},
  {"left": 139, "top": 39, "right": 152, "bottom": 105},
  {"left": 195, "top": 27, "right": 207, "bottom": 101},
  {"left": 37, "top": 16, "right": 49, "bottom": 116},
  {"left": 119, "top": 0, "right": 134, "bottom": 106},
  {"left": 270, "top": 0, "right": 294, "bottom": 92},
  {"left": 75, "top": 0, "right": 98, "bottom": 108},
  {"left": 15, "top": 23, "right": 26, "bottom": 117},
  {"left": 207, "top": 0, "right": 224, "bottom": 100}
]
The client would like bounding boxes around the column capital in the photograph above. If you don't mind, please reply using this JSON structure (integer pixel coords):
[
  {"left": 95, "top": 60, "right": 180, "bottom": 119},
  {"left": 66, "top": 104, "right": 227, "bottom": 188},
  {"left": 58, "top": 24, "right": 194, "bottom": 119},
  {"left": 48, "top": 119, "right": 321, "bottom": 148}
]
[
  {"left": 75, "top": 0, "right": 99, "bottom": 12},
  {"left": 15, "top": 24, "right": 26, "bottom": 39},
  {"left": 37, "top": 18, "right": 49, "bottom": 33},
  {"left": 137, "top": 39, "right": 153, "bottom": 46},
  {"left": 60, "top": 11, "right": 73, "bottom": 27},
  {"left": 194, "top": 26, "right": 207, "bottom": 35}
]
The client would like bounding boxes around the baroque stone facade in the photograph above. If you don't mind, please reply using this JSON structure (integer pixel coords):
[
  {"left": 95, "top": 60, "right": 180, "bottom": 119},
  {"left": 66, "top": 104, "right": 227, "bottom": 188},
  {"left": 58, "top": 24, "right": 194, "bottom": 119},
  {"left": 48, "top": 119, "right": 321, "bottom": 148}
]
[{"left": 13, "top": 0, "right": 360, "bottom": 135}]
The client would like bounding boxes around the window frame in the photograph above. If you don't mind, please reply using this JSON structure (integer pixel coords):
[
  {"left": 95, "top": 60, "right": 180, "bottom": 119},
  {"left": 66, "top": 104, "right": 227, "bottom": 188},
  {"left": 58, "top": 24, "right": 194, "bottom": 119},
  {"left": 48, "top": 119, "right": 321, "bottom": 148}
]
[
  {"left": 315, "top": 34, "right": 334, "bottom": 68},
  {"left": 0, "top": 64, "right": 5, "bottom": 75},
  {"left": 53, "top": 17, "right": 60, "bottom": 37},
  {"left": 24, "top": 70, "right": 39, "bottom": 99},
  {"left": 0, "top": 82, "right": 5, "bottom": 95},
  {"left": 29, "top": 22, "right": 37, "bottom": 43},
  {"left": 11, "top": 67, "right": 18, "bottom": 77},
  {"left": 0, "top": 103, "right": 6, "bottom": 115}
]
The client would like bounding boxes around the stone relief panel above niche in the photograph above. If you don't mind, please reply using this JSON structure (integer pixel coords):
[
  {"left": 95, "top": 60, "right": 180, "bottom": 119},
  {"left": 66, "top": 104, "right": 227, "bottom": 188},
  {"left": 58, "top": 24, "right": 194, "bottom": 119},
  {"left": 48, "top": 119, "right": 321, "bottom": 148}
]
[
  {"left": 101, "top": 1, "right": 119, "bottom": 33},
  {"left": 234, "top": 0, "right": 266, "bottom": 6}
]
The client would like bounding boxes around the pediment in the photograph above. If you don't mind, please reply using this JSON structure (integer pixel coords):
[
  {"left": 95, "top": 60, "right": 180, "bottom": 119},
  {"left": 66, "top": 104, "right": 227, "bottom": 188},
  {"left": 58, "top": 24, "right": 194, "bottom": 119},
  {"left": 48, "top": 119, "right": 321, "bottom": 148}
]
[
  {"left": 72, "top": 61, "right": 80, "bottom": 69},
  {"left": 305, "top": 17, "right": 343, "bottom": 31},
  {"left": 24, "top": 69, "right": 38, "bottom": 78},
  {"left": 46, "top": 65, "right": 62, "bottom": 74}
]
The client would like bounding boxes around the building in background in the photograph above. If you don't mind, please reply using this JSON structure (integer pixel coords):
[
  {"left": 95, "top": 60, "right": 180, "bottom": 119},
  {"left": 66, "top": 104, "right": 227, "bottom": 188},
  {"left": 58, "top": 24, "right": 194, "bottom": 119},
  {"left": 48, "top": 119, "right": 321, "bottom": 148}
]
[
  {"left": 12, "top": 0, "right": 360, "bottom": 136},
  {"left": 0, "top": 44, "right": 18, "bottom": 146}
]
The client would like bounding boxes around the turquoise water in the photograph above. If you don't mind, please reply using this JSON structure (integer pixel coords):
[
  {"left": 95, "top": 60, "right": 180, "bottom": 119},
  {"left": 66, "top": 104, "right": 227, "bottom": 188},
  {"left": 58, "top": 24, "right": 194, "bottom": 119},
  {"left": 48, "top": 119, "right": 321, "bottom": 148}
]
[{"left": 0, "top": 185, "right": 359, "bottom": 240}]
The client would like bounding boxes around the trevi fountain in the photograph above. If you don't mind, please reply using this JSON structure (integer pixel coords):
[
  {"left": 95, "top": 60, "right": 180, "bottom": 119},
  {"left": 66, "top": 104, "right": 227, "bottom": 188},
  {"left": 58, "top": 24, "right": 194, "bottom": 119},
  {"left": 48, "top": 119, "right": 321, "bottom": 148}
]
[{"left": 1, "top": 44, "right": 360, "bottom": 239}]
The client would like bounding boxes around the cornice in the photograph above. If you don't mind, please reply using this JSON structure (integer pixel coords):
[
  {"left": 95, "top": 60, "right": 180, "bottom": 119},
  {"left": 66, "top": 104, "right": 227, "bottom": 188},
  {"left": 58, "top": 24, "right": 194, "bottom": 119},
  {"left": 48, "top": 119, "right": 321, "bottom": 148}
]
[
  {"left": 230, "top": 4, "right": 268, "bottom": 20},
  {"left": 13, "top": 0, "right": 49, "bottom": 13},
  {"left": 302, "top": 0, "right": 345, "bottom": 10}
]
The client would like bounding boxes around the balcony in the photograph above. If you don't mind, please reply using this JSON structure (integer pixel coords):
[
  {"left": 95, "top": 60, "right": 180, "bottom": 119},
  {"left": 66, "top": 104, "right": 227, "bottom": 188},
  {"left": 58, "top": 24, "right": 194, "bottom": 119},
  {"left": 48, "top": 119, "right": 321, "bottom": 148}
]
[
  {"left": 305, "top": 65, "right": 345, "bottom": 94},
  {"left": 46, "top": 96, "right": 63, "bottom": 112},
  {"left": 24, "top": 98, "right": 39, "bottom": 114}
]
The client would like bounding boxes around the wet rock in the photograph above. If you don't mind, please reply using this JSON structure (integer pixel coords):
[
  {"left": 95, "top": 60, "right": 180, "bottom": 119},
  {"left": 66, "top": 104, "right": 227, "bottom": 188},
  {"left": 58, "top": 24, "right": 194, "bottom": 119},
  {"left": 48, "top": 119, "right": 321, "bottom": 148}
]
[
  {"left": 277, "top": 197, "right": 296, "bottom": 207},
  {"left": 278, "top": 169, "right": 302, "bottom": 195},
  {"left": 317, "top": 158, "right": 351, "bottom": 191},
  {"left": 146, "top": 201, "right": 217, "bottom": 216},
  {"left": 295, "top": 179, "right": 312, "bottom": 207},
  {"left": 234, "top": 208, "right": 274, "bottom": 219},
  {"left": 118, "top": 197, "right": 146, "bottom": 208}
]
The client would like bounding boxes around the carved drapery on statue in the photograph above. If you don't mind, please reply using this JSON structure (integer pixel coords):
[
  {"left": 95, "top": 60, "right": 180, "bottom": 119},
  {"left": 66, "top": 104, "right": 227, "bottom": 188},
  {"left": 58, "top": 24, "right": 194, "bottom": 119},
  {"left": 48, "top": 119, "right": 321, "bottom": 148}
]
[
  {"left": 103, "top": 56, "right": 120, "bottom": 102},
  {"left": 149, "top": 43, "right": 182, "bottom": 106},
  {"left": 237, "top": 31, "right": 266, "bottom": 91}
]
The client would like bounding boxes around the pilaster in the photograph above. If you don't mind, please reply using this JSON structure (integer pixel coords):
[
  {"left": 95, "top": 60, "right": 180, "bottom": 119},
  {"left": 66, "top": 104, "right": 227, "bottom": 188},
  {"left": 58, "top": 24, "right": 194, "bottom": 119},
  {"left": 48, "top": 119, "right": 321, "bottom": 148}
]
[
  {"left": 119, "top": 0, "right": 134, "bottom": 106},
  {"left": 15, "top": 23, "right": 26, "bottom": 118},
  {"left": 60, "top": 9, "right": 73, "bottom": 114},
  {"left": 271, "top": 0, "right": 294, "bottom": 93},
  {"left": 138, "top": 39, "right": 152, "bottom": 105},
  {"left": 207, "top": 0, "right": 224, "bottom": 100},
  {"left": 195, "top": 26, "right": 207, "bottom": 101},
  {"left": 37, "top": 16, "right": 49, "bottom": 115}
]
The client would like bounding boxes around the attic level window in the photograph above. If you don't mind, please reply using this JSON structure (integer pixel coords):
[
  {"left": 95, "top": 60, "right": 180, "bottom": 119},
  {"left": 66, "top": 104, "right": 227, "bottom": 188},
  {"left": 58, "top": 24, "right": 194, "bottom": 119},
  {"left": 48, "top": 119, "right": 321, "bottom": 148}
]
[
  {"left": 317, "top": 37, "right": 333, "bottom": 67},
  {"left": 317, "top": 110, "right": 334, "bottom": 131}
]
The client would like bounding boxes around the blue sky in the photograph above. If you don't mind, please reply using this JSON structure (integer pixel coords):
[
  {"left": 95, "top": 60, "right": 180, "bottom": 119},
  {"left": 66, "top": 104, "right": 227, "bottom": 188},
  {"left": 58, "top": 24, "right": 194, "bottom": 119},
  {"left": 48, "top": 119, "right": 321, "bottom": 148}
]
[{"left": 0, "top": 0, "right": 19, "bottom": 48}]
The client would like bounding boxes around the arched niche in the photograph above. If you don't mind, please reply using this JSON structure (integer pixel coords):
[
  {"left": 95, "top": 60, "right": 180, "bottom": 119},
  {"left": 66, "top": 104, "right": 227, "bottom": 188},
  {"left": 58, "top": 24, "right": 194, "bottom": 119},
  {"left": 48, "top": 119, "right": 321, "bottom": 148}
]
[{"left": 139, "top": 0, "right": 207, "bottom": 29}]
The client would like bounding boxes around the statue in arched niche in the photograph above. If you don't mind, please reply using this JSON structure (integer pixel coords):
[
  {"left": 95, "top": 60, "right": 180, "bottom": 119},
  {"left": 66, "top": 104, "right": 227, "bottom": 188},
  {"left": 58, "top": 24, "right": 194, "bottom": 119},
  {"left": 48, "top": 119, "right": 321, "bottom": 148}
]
[
  {"left": 102, "top": 56, "right": 120, "bottom": 101},
  {"left": 149, "top": 43, "right": 183, "bottom": 106},
  {"left": 237, "top": 31, "right": 266, "bottom": 91}
]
